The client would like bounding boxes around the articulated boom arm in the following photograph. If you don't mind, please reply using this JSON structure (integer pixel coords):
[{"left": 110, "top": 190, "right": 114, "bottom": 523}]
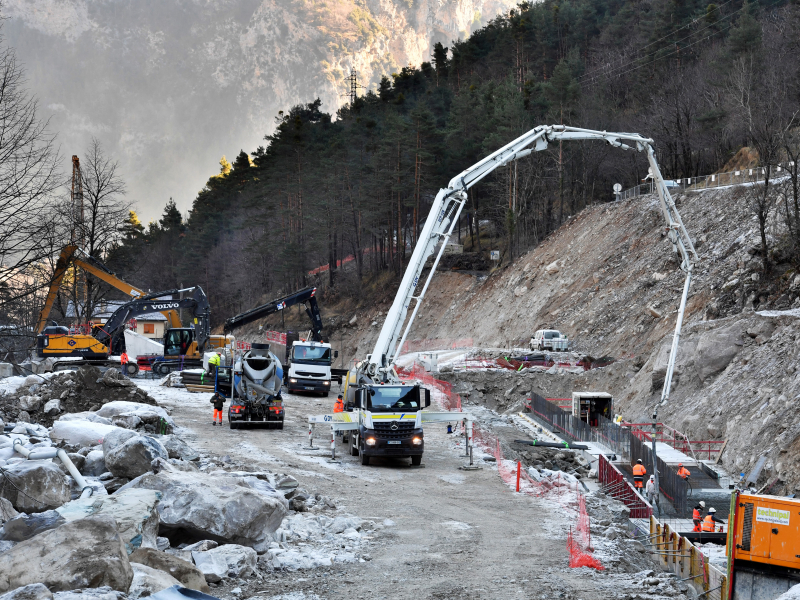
[
  {"left": 36, "top": 245, "right": 184, "bottom": 332},
  {"left": 223, "top": 287, "right": 324, "bottom": 341},
  {"left": 97, "top": 286, "right": 211, "bottom": 352},
  {"left": 368, "top": 125, "right": 699, "bottom": 393}
]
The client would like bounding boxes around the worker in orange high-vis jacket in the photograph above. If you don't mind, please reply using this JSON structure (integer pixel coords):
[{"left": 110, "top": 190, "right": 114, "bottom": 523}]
[
  {"left": 677, "top": 463, "right": 691, "bottom": 479},
  {"left": 333, "top": 394, "right": 344, "bottom": 413},
  {"left": 702, "top": 507, "right": 726, "bottom": 532},
  {"left": 120, "top": 351, "right": 129, "bottom": 376},
  {"left": 692, "top": 501, "right": 706, "bottom": 531},
  {"left": 632, "top": 459, "right": 647, "bottom": 489}
]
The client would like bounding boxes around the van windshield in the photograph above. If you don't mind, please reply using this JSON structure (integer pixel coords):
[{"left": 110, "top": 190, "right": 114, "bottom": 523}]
[{"left": 544, "top": 331, "right": 560, "bottom": 339}]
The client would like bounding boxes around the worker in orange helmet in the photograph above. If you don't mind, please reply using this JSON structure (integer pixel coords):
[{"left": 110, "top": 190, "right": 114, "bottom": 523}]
[
  {"left": 632, "top": 458, "right": 647, "bottom": 489},
  {"left": 677, "top": 463, "right": 691, "bottom": 479},
  {"left": 333, "top": 394, "right": 344, "bottom": 413}
]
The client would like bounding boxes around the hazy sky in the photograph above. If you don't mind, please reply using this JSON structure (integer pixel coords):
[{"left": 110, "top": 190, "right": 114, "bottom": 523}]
[{"left": 4, "top": 0, "right": 515, "bottom": 224}]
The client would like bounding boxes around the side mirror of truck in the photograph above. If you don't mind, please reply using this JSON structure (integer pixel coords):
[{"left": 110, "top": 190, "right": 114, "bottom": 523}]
[
  {"left": 425, "top": 389, "right": 431, "bottom": 407},
  {"left": 334, "top": 350, "right": 339, "bottom": 358}
]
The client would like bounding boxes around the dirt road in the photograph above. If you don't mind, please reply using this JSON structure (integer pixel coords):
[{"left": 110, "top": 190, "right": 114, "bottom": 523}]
[{"left": 141, "top": 380, "right": 677, "bottom": 600}]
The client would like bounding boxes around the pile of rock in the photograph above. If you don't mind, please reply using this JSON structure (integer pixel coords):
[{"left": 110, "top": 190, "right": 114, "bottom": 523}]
[
  {"left": 518, "top": 447, "right": 592, "bottom": 479},
  {"left": 0, "top": 367, "right": 158, "bottom": 428}
]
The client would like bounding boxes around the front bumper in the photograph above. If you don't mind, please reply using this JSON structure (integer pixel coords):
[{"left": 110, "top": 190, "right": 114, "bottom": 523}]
[
  {"left": 287, "top": 378, "right": 330, "bottom": 392},
  {"left": 361, "top": 428, "right": 424, "bottom": 457}
]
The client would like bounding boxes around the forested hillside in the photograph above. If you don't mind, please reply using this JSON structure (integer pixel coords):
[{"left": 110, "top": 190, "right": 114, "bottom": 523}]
[{"left": 108, "top": 0, "right": 800, "bottom": 324}]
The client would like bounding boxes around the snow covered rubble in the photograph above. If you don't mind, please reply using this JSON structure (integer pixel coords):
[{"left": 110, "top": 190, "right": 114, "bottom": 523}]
[{"left": 0, "top": 367, "right": 384, "bottom": 598}]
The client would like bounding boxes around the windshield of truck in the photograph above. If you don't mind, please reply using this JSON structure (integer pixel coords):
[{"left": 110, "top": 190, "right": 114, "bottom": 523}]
[
  {"left": 367, "top": 386, "right": 420, "bottom": 412},
  {"left": 291, "top": 345, "right": 331, "bottom": 365},
  {"left": 544, "top": 331, "right": 561, "bottom": 339}
]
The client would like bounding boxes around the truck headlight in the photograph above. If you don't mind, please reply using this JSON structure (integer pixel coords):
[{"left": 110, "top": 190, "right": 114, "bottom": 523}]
[
  {"left": 323, "top": 380, "right": 330, "bottom": 386},
  {"left": 365, "top": 437, "right": 377, "bottom": 446},
  {"left": 412, "top": 437, "right": 423, "bottom": 445},
  {"left": 289, "top": 378, "right": 297, "bottom": 383}
]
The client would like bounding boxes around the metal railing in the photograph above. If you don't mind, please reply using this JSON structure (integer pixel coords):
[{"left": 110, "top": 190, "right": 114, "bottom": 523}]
[
  {"left": 619, "top": 163, "right": 794, "bottom": 201},
  {"left": 598, "top": 454, "right": 652, "bottom": 518}
]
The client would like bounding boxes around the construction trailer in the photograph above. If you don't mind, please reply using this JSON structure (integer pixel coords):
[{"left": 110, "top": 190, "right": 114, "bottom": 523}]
[
  {"left": 572, "top": 392, "right": 613, "bottom": 427},
  {"left": 727, "top": 491, "right": 800, "bottom": 600}
]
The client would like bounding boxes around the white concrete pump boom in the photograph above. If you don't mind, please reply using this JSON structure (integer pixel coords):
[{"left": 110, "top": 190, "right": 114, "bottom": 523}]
[{"left": 368, "top": 125, "right": 699, "bottom": 419}]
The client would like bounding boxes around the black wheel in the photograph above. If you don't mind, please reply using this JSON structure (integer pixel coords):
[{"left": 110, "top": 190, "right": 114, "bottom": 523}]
[
  {"left": 322, "top": 392, "right": 329, "bottom": 398},
  {"left": 230, "top": 421, "right": 239, "bottom": 430},
  {"left": 349, "top": 436, "right": 359, "bottom": 456},
  {"left": 158, "top": 363, "right": 171, "bottom": 376},
  {"left": 360, "top": 450, "right": 370, "bottom": 465},
  {"left": 123, "top": 362, "right": 139, "bottom": 376},
  {"left": 411, "top": 455, "right": 422, "bottom": 466},
  {"left": 276, "top": 421, "right": 284, "bottom": 430}
]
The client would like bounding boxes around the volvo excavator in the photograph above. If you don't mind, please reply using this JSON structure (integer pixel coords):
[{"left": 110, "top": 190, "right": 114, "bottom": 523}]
[
  {"left": 35, "top": 246, "right": 229, "bottom": 373},
  {"left": 309, "top": 125, "right": 698, "bottom": 471}
]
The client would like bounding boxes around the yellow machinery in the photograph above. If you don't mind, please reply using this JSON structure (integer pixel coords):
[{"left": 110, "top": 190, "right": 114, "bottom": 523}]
[
  {"left": 727, "top": 491, "right": 800, "bottom": 599},
  {"left": 35, "top": 245, "right": 183, "bottom": 359},
  {"left": 35, "top": 245, "right": 229, "bottom": 372}
]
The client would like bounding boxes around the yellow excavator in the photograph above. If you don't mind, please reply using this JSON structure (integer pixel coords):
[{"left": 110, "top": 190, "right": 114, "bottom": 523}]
[{"left": 35, "top": 245, "right": 229, "bottom": 373}]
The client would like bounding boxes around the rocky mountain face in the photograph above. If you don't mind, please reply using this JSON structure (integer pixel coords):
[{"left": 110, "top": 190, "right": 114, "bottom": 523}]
[
  {"left": 2, "top": 0, "right": 515, "bottom": 220},
  {"left": 326, "top": 185, "right": 800, "bottom": 494}
]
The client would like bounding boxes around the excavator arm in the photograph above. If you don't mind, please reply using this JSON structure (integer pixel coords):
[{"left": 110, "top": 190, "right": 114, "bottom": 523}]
[
  {"left": 223, "top": 287, "right": 324, "bottom": 341},
  {"left": 96, "top": 286, "right": 211, "bottom": 352},
  {"left": 367, "top": 125, "right": 698, "bottom": 399},
  {"left": 36, "top": 245, "right": 182, "bottom": 332}
]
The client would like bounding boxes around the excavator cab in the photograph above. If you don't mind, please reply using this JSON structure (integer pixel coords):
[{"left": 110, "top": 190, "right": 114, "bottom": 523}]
[{"left": 163, "top": 328, "right": 195, "bottom": 357}]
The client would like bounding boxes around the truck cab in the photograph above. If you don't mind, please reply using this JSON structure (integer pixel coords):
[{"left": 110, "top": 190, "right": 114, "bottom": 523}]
[
  {"left": 349, "top": 384, "right": 430, "bottom": 466},
  {"left": 286, "top": 340, "right": 337, "bottom": 396}
]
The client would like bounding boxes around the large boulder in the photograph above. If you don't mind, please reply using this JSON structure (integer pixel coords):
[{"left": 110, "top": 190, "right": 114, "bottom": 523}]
[
  {"left": 0, "top": 461, "right": 71, "bottom": 513},
  {"left": 0, "top": 498, "right": 19, "bottom": 524},
  {"left": 695, "top": 324, "right": 743, "bottom": 381},
  {"left": 0, "top": 515, "right": 134, "bottom": 593},
  {"left": 121, "top": 470, "right": 288, "bottom": 552},
  {"left": 82, "top": 449, "right": 107, "bottom": 477},
  {"left": 191, "top": 544, "right": 257, "bottom": 583},
  {"left": 96, "top": 401, "right": 174, "bottom": 427},
  {"left": 0, "top": 584, "right": 52, "bottom": 600},
  {"left": 127, "top": 564, "right": 181, "bottom": 600},
  {"left": 51, "top": 420, "right": 122, "bottom": 447},
  {"left": 56, "top": 488, "right": 161, "bottom": 554},
  {"left": 0, "top": 510, "right": 66, "bottom": 542},
  {"left": 104, "top": 433, "right": 168, "bottom": 479},
  {"left": 129, "top": 548, "right": 210, "bottom": 593},
  {"left": 158, "top": 436, "right": 199, "bottom": 461}
]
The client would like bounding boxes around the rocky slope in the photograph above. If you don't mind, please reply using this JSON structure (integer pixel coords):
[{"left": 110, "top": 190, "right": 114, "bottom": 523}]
[
  {"left": 3, "top": 0, "right": 516, "bottom": 220},
  {"left": 324, "top": 185, "right": 800, "bottom": 494}
]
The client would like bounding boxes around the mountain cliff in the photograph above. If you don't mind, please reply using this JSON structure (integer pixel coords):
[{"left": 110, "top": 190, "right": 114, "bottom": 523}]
[{"left": 2, "top": 0, "right": 516, "bottom": 220}]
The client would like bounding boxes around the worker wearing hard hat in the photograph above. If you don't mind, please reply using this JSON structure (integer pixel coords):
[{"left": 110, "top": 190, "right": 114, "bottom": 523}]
[
  {"left": 702, "top": 507, "right": 726, "bottom": 532},
  {"left": 632, "top": 459, "right": 647, "bottom": 489},
  {"left": 693, "top": 501, "right": 706, "bottom": 531},
  {"left": 645, "top": 475, "right": 657, "bottom": 506},
  {"left": 677, "top": 463, "right": 691, "bottom": 479}
]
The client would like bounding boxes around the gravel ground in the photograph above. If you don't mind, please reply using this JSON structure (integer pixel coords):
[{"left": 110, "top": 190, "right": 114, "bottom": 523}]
[{"left": 139, "top": 378, "right": 685, "bottom": 600}]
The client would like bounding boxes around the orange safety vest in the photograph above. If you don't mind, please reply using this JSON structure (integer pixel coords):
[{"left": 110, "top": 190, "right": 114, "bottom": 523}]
[
  {"left": 632, "top": 464, "right": 646, "bottom": 487},
  {"left": 702, "top": 515, "right": 716, "bottom": 532},
  {"left": 692, "top": 508, "right": 701, "bottom": 521},
  {"left": 333, "top": 399, "right": 344, "bottom": 413},
  {"left": 677, "top": 466, "right": 690, "bottom": 479},
  {"left": 120, "top": 352, "right": 129, "bottom": 364}
]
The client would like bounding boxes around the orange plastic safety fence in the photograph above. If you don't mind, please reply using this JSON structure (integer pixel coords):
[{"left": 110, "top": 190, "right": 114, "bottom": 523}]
[
  {"left": 397, "top": 363, "right": 462, "bottom": 411},
  {"left": 568, "top": 527, "right": 605, "bottom": 570}
]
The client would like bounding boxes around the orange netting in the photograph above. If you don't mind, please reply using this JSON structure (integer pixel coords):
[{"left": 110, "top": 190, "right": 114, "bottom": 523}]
[{"left": 397, "top": 363, "right": 462, "bottom": 411}]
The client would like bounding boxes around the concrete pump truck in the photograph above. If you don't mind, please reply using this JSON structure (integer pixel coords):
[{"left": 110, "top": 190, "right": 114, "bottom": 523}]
[{"left": 310, "top": 125, "right": 697, "bottom": 473}]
